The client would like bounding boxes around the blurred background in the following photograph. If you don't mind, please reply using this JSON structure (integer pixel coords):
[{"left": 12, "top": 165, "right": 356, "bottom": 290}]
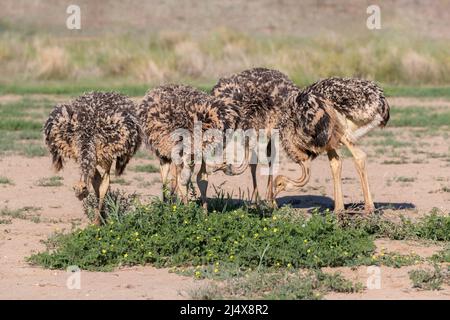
[{"left": 0, "top": 0, "right": 449, "bottom": 92}]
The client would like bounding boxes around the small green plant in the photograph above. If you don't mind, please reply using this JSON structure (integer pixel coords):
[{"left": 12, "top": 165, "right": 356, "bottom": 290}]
[
  {"left": 409, "top": 265, "right": 448, "bottom": 291},
  {"left": 111, "top": 178, "right": 131, "bottom": 186},
  {"left": 188, "top": 269, "right": 363, "bottom": 300},
  {"left": 394, "top": 176, "right": 416, "bottom": 183},
  {"left": 22, "top": 144, "right": 47, "bottom": 157},
  {"left": 0, "top": 206, "right": 41, "bottom": 223},
  {"left": 0, "top": 176, "right": 13, "bottom": 185},
  {"left": 82, "top": 189, "right": 138, "bottom": 223},
  {"left": 430, "top": 246, "right": 450, "bottom": 263},
  {"left": 132, "top": 164, "right": 159, "bottom": 173},
  {"left": 35, "top": 176, "right": 63, "bottom": 187},
  {"left": 341, "top": 211, "right": 450, "bottom": 241}
]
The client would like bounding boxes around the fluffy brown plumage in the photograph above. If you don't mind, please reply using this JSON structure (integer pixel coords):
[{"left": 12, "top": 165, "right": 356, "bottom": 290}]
[
  {"left": 212, "top": 67, "right": 299, "bottom": 202},
  {"left": 212, "top": 67, "right": 299, "bottom": 132},
  {"left": 278, "top": 91, "right": 345, "bottom": 161},
  {"left": 275, "top": 77, "right": 390, "bottom": 213},
  {"left": 44, "top": 91, "right": 142, "bottom": 224},
  {"left": 138, "top": 84, "right": 239, "bottom": 207},
  {"left": 301, "top": 77, "right": 390, "bottom": 143}
]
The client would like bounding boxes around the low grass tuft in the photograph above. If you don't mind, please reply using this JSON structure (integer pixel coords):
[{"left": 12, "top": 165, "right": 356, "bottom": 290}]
[
  {"left": 0, "top": 206, "right": 41, "bottom": 223},
  {"left": 35, "top": 176, "right": 63, "bottom": 187},
  {"left": 0, "top": 176, "right": 13, "bottom": 185},
  {"left": 409, "top": 265, "right": 449, "bottom": 291},
  {"left": 132, "top": 164, "right": 159, "bottom": 173},
  {"left": 188, "top": 269, "right": 363, "bottom": 300}
]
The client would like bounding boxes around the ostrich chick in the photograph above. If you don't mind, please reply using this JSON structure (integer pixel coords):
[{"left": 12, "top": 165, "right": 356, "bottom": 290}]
[
  {"left": 212, "top": 68, "right": 300, "bottom": 203},
  {"left": 138, "top": 84, "right": 239, "bottom": 208},
  {"left": 44, "top": 92, "right": 142, "bottom": 225},
  {"left": 274, "top": 78, "right": 390, "bottom": 213}
]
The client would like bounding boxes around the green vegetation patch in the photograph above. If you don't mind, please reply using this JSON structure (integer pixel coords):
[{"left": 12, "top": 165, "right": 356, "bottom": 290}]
[
  {"left": 0, "top": 206, "right": 41, "bottom": 223},
  {"left": 132, "top": 164, "right": 159, "bottom": 173},
  {"left": 29, "top": 200, "right": 376, "bottom": 271},
  {"left": 0, "top": 176, "right": 13, "bottom": 185},
  {"left": 188, "top": 269, "right": 363, "bottom": 300},
  {"left": 409, "top": 265, "right": 449, "bottom": 291},
  {"left": 35, "top": 176, "right": 63, "bottom": 187},
  {"left": 389, "top": 106, "right": 450, "bottom": 127}
]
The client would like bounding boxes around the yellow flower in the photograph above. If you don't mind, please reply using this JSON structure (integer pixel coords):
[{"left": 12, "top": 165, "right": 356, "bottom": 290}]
[
  {"left": 102, "top": 249, "right": 107, "bottom": 254},
  {"left": 110, "top": 244, "right": 114, "bottom": 248},
  {"left": 307, "top": 249, "right": 311, "bottom": 253},
  {"left": 276, "top": 262, "right": 280, "bottom": 267},
  {"left": 214, "top": 268, "right": 219, "bottom": 273},
  {"left": 229, "top": 255, "right": 234, "bottom": 260},
  {"left": 136, "top": 238, "right": 140, "bottom": 242},
  {"left": 372, "top": 255, "right": 377, "bottom": 260},
  {"left": 287, "top": 263, "right": 292, "bottom": 268},
  {"left": 272, "top": 216, "right": 277, "bottom": 221},
  {"left": 172, "top": 205, "right": 177, "bottom": 211},
  {"left": 134, "top": 232, "right": 139, "bottom": 237},
  {"left": 253, "top": 233, "right": 259, "bottom": 238},
  {"left": 273, "top": 228, "right": 278, "bottom": 233},
  {"left": 303, "top": 239, "right": 308, "bottom": 244},
  {"left": 234, "top": 240, "right": 239, "bottom": 245},
  {"left": 184, "top": 220, "right": 188, "bottom": 224},
  {"left": 195, "top": 271, "right": 201, "bottom": 278},
  {"left": 263, "top": 227, "right": 268, "bottom": 231},
  {"left": 123, "top": 253, "right": 128, "bottom": 258},
  {"left": 215, "top": 262, "right": 220, "bottom": 266},
  {"left": 148, "top": 251, "right": 152, "bottom": 255}
]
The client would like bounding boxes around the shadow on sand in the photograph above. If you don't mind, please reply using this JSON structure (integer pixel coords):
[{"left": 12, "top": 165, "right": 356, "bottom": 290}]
[{"left": 275, "top": 195, "right": 415, "bottom": 213}]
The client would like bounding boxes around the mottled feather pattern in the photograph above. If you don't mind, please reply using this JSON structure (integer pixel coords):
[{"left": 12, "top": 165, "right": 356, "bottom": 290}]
[
  {"left": 302, "top": 77, "right": 390, "bottom": 127},
  {"left": 138, "top": 84, "right": 240, "bottom": 161},
  {"left": 211, "top": 67, "right": 300, "bottom": 132},
  {"left": 279, "top": 91, "right": 344, "bottom": 161},
  {"left": 44, "top": 92, "right": 142, "bottom": 182}
]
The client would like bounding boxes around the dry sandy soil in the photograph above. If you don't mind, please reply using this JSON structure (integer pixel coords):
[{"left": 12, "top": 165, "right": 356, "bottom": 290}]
[{"left": 0, "top": 96, "right": 449, "bottom": 300}]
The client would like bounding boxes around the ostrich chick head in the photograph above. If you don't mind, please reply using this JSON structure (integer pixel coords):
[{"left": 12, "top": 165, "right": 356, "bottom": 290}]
[
  {"left": 73, "top": 181, "right": 89, "bottom": 200},
  {"left": 273, "top": 175, "right": 295, "bottom": 197}
]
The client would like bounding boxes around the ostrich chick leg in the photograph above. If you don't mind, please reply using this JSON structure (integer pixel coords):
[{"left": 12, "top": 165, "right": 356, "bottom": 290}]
[
  {"left": 341, "top": 138, "right": 375, "bottom": 213},
  {"left": 265, "top": 139, "right": 275, "bottom": 206},
  {"left": 250, "top": 163, "right": 259, "bottom": 203},
  {"left": 197, "top": 160, "right": 209, "bottom": 209},
  {"left": 327, "top": 149, "right": 344, "bottom": 213},
  {"left": 176, "top": 165, "right": 191, "bottom": 205},
  {"left": 159, "top": 159, "right": 171, "bottom": 201},
  {"left": 95, "top": 167, "right": 111, "bottom": 225}
]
